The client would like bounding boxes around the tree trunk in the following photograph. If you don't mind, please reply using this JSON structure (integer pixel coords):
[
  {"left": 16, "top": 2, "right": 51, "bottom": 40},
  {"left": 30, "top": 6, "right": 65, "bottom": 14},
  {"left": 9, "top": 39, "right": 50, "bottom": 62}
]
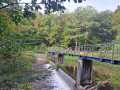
[
  {"left": 76, "top": 39, "right": 78, "bottom": 50},
  {"left": 85, "top": 39, "right": 87, "bottom": 45}
]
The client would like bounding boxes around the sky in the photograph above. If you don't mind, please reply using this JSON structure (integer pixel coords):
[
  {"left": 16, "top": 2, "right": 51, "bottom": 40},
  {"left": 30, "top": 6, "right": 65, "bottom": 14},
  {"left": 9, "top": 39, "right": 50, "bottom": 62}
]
[
  {"left": 20, "top": 0, "right": 120, "bottom": 13},
  {"left": 63, "top": 0, "right": 120, "bottom": 12}
]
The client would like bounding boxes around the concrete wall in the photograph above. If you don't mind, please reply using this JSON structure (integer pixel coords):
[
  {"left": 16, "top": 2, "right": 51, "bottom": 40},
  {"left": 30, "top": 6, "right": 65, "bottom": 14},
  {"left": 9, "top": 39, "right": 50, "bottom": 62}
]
[{"left": 49, "top": 61, "right": 80, "bottom": 90}]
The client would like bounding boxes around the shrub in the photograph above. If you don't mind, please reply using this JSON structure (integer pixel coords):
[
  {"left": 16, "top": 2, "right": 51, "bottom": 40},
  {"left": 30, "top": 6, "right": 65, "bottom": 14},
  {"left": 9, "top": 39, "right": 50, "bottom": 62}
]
[
  {"left": 47, "top": 57, "right": 50, "bottom": 64},
  {"left": 0, "top": 55, "right": 36, "bottom": 89}
]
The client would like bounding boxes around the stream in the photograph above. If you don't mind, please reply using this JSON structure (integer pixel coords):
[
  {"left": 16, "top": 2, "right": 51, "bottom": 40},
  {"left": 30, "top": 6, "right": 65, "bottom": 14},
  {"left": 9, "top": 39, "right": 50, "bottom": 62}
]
[{"left": 32, "top": 54, "right": 72, "bottom": 90}]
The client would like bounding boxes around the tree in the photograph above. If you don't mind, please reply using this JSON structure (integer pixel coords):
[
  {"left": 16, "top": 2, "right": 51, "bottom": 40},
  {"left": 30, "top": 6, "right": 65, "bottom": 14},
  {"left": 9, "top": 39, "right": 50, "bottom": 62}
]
[
  {"left": 60, "top": 27, "right": 71, "bottom": 47},
  {"left": 0, "top": 0, "right": 85, "bottom": 23},
  {"left": 32, "top": 11, "right": 41, "bottom": 29},
  {"left": 63, "top": 6, "right": 100, "bottom": 47},
  {"left": 112, "top": 6, "right": 120, "bottom": 42},
  {"left": 0, "top": 0, "right": 87, "bottom": 88},
  {"left": 95, "top": 10, "right": 116, "bottom": 43},
  {"left": 37, "top": 14, "right": 63, "bottom": 46}
]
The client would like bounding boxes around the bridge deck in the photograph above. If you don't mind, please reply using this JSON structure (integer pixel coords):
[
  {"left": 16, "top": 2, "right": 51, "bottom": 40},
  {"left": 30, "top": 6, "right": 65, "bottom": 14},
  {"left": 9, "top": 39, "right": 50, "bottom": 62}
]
[{"left": 51, "top": 52, "right": 120, "bottom": 65}]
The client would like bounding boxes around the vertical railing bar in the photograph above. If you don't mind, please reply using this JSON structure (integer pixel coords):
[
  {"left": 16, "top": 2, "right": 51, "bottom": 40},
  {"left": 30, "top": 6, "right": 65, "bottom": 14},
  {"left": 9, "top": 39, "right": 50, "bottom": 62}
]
[
  {"left": 84, "top": 45, "right": 85, "bottom": 57},
  {"left": 76, "top": 46, "right": 78, "bottom": 55},
  {"left": 74, "top": 46, "right": 77, "bottom": 54},
  {"left": 70, "top": 47, "right": 71, "bottom": 54},
  {"left": 107, "top": 44, "right": 108, "bottom": 53},
  {"left": 89, "top": 47, "right": 91, "bottom": 53},
  {"left": 119, "top": 46, "right": 120, "bottom": 54},
  {"left": 117, "top": 45, "right": 118, "bottom": 54},
  {"left": 81, "top": 47, "right": 83, "bottom": 52},
  {"left": 92, "top": 46, "right": 93, "bottom": 57},
  {"left": 111, "top": 43, "right": 114, "bottom": 64},
  {"left": 100, "top": 44, "right": 102, "bottom": 62},
  {"left": 105, "top": 44, "right": 106, "bottom": 53},
  {"left": 67, "top": 48, "right": 69, "bottom": 54}
]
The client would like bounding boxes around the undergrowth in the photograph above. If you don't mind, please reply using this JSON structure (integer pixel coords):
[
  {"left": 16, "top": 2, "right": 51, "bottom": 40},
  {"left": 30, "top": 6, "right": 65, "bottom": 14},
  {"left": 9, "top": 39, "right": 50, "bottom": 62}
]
[{"left": 0, "top": 55, "right": 36, "bottom": 89}]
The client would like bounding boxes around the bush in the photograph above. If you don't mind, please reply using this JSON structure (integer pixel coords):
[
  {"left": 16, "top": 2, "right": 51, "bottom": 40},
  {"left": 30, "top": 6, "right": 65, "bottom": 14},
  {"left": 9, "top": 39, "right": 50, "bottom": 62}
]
[
  {"left": 33, "top": 43, "right": 47, "bottom": 54},
  {"left": 47, "top": 57, "right": 50, "bottom": 64},
  {"left": 56, "top": 63, "right": 65, "bottom": 71},
  {"left": 0, "top": 55, "right": 36, "bottom": 89}
]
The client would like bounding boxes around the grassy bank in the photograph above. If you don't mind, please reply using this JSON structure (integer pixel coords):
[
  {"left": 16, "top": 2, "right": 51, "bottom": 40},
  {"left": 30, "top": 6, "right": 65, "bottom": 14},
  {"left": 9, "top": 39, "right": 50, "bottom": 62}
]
[
  {"left": 54, "top": 55, "right": 120, "bottom": 90},
  {"left": 93, "top": 61, "right": 120, "bottom": 90},
  {"left": 23, "top": 50, "right": 47, "bottom": 56}
]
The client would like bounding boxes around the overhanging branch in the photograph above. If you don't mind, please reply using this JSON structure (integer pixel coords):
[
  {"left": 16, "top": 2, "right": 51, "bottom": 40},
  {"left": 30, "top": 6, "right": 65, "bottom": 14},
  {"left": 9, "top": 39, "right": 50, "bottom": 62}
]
[{"left": 0, "top": 2, "right": 42, "bottom": 9}]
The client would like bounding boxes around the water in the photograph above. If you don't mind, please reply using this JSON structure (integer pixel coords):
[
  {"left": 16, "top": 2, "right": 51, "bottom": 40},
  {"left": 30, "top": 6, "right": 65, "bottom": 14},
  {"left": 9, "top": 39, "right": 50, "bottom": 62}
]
[{"left": 32, "top": 64, "right": 71, "bottom": 90}]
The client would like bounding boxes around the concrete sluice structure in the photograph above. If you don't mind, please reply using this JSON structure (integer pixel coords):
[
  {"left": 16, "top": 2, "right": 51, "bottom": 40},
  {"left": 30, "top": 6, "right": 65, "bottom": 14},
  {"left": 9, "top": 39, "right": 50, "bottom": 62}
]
[
  {"left": 49, "top": 61, "right": 77, "bottom": 90},
  {"left": 47, "top": 43, "right": 120, "bottom": 89}
]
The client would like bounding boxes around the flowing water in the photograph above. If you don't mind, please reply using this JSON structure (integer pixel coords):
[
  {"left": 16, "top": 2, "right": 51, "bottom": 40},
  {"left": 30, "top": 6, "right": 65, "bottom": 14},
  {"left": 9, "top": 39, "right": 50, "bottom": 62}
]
[{"left": 32, "top": 54, "right": 72, "bottom": 90}]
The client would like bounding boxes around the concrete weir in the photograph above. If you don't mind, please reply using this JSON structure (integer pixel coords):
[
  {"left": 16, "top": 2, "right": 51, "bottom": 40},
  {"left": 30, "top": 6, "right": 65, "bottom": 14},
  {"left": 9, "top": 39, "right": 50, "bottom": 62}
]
[{"left": 49, "top": 61, "right": 82, "bottom": 90}]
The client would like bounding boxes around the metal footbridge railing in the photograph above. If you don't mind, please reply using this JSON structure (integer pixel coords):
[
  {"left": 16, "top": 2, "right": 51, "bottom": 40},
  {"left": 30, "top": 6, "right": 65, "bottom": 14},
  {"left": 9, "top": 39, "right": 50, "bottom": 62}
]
[{"left": 48, "top": 43, "right": 120, "bottom": 65}]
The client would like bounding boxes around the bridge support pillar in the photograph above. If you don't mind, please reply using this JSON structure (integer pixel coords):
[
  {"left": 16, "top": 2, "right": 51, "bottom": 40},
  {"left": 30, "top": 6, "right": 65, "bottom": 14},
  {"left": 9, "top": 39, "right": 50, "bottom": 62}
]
[
  {"left": 47, "top": 52, "right": 55, "bottom": 62},
  {"left": 50, "top": 53, "right": 55, "bottom": 61},
  {"left": 57, "top": 54, "right": 64, "bottom": 64},
  {"left": 47, "top": 52, "right": 51, "bottom": 58},
  {"left": 77, "top": 57, "right": 92, "bottom": 88},
  {"left": 50, "top": 52, "right": 55, "bottom": 61}
]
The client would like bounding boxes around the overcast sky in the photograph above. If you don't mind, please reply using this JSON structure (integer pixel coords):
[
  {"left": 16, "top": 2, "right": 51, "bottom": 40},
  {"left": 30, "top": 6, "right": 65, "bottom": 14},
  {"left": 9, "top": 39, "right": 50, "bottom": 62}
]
[
  {"left": 63, "top": 0, "right": 120, "bottom": 12},
  {"left": 20, "top": 0, "right": 120, "bottom": 13}
]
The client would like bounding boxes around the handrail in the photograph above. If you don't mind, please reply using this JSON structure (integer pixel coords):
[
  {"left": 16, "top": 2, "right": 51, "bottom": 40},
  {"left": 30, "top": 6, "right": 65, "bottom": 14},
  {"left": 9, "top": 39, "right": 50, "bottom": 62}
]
[{"left": 48, "top": 43, "right": 120, "bottom": 64}]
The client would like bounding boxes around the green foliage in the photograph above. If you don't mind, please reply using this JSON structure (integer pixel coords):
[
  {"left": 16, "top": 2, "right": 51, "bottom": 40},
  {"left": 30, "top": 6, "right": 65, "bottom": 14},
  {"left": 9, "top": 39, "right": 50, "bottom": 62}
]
[
  {"left": 56, "top": 63, "right": 65, "bottom": 71},
  {"left": 47, "top": 57, "right": 50, "bottom": 63},
  {"left": 0, "top": 5, "right": 37, "bottom": 89},
  {"left": 94, "top": 10, "right": 116, "bottom": 43},
  {"left": 0, "top": 9, "right": 25, "bottom": 58},
  {"left": 33, "top": 43, "right": 47, "bottom": 54},
  {"left": 92, "top": 61, "right": 120, "bottom": 89},
  {"left": 0, "top": 55, "right": 36, "bottom": 89},
  {"left": 24, "top": 6, "right": 118, "bottom": 48},
  {"left": 112, "top": 6, "right": 120, "bottom": 42},
  {"left": 0, "top": 0, "right": 120, "bottom": 89},
  {"left": 0, "top": 31, "right": 24, "bottom": 58},
  {"left": 37, "top": 14, "right": 63, "bottom": 46}
]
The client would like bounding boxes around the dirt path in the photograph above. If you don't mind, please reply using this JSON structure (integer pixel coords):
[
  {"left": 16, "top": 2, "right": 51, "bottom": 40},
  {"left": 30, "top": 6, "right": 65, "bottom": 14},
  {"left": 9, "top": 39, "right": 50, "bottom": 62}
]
[{"left": 32, "top": 54, "right": 71, "bottom": 90}]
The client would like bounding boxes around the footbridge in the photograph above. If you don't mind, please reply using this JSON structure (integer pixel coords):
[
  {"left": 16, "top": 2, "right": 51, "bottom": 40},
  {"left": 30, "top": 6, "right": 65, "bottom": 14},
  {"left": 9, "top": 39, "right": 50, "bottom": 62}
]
[{"left": 47, "top": 43, "right": 120, "bottom": 89}]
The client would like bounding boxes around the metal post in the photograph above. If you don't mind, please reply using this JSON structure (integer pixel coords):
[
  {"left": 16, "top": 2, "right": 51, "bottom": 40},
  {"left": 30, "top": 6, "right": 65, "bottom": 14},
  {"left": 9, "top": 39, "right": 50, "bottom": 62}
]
[
  {"left": 74, "top": 46, "right": 76, "bottom": 54},
  {"left": 84, "top": 45, "right": 85, "bottom": 58},
  {"left": 119, "top": 46, "right": 120, "bottom": 54},
  {"left": 70, "top": 47, "right": 71, "bottom": 54},
  {"left": 79, "top": 46, "right": 80, "bottom": 56},
  {"left": 107, "top": 44, "right": 108, "bottom": 53},
  {"left": 59, "top": 48, "right": 60, "bottom": 53},
  {"left": 92, "top": 46, "right": 93, "bottom": 57},
  {"left": 88, "top": 47, "right": 90, "bottom": 57},
  {"left": 81, "top": 47, "right": 83, "bottom": 56},
  {"left": 100, "top": 45, "right": 102, "bottom": 62},
  {"left": 111, "top": 44, "right": 114, "bottom": 64},
  {"left": 117, "top": 45, "right": 118, "bottom": 54},
  {"left": 105, "top": 44, "right": 106, "bottom": 53}
]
